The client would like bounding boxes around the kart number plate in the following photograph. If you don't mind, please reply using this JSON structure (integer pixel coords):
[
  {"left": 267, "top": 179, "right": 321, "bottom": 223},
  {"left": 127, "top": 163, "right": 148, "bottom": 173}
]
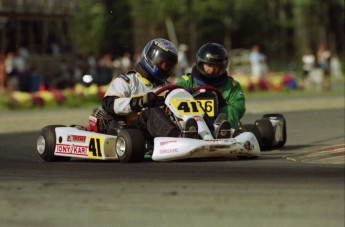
[
  {"left": 170, "top": 98, "right": 204, "bottom": 115},
  {"left": 196, "top": 99, "right": 215, "bottom": 117},
  {"left": 88, "top": 136, "right": 104, "bottom": 158}
]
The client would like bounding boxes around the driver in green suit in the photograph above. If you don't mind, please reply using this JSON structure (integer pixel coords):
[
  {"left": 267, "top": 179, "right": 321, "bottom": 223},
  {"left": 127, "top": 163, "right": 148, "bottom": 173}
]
[{"left": 174, "top": 43, "right": 246, "bottom": 130}]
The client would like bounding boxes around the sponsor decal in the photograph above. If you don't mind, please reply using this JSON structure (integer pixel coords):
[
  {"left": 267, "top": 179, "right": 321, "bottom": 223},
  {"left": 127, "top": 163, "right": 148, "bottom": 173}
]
[
  {"left": 160, "top": 148, "right": 178, "bottom": 154},
  {"left": 67, "top": 135, "right": 86, "bottom": 143},
  {"left": 160, "top": 140, "right": 177, "bottom": 146},
  {"left": 71, "top": 145, "right": 88, "bottom": 155},
  {"left": 206, "top": 139, "right": 232, "bottom": 143},
  {"left": 56, "top": 144, "right": 71, "bottom": 154},
  {"left": 56, "top": 144, "right": 88, "bottom": 156}
]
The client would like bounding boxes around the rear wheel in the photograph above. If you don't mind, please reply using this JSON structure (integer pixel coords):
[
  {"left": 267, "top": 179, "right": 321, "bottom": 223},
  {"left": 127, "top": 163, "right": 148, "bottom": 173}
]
[
  {"left": 115, "top": 129, "right": 146, "bottom": 163},
  {"left": 37, "top": 125, "right": 71, "bottom": 161},
  {"left": 263, "top": 113, "right": 287, "bottom": 147},
  {"left": 255, "top": 119, "right": 275, "bottom": 151}
]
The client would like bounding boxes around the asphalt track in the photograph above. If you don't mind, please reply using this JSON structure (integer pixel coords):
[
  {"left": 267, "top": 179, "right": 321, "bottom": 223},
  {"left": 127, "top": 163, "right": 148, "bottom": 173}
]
[{"left": 0, "top": 106, "right": 344, "bottom": 227}]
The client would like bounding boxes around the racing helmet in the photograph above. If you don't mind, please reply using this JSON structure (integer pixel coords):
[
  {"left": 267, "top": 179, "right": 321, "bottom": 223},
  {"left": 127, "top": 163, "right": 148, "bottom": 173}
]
[
  {"left": 196, "top": 43, "right": 228, "bottom": 79},
  {"left": 140, "top": 38, "right": 178, "bottom": 81}
]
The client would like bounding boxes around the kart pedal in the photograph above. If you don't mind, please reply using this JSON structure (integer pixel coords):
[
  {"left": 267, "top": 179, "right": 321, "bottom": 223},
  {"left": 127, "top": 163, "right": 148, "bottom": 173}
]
[
  {"left": 214, "top": 120, "right": 231, "bottom": 139},
  {"left": 214, "top": 113, "right": 227, "bottom": 125},
  {"left": 182, "top": 118, "right": 199, "bottom": 139}
]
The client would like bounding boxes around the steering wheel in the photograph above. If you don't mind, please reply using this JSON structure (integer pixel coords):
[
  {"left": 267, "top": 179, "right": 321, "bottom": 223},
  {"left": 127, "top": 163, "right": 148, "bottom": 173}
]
[
  {"left": 193, "top": 85, "right": 224, "bottom": 100},
  {"left": 154, "top": 84, "right": 185, "bottom": 95},
  {"left": 155, "top": 84, "right": 224, "bottom": 100}
]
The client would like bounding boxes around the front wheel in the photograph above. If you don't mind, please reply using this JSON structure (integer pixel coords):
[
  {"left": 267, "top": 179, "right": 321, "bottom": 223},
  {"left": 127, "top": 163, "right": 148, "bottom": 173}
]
[
  {"left": 115, "top": 129, "right": 146, "bottom": 163},
  {"left": 238, "top": 124, "right": 263, "bottom": 151},
  {"left": 37, "top": 125, "right": 71, "bottom": 161}
]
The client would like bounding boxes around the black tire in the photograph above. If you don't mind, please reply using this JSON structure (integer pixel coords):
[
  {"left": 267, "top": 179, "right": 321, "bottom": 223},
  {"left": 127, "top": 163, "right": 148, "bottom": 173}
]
[
  {"left": 238, "top": 124, "right": 263, "bottom": 150},
  {"left": 262, "top": 113, "right": 287, "bottom": 147},
  {"left": 115, "top": 129, "right": 146, "bottom": 163},
  {"left": 36, "top": 125, "right": 71, "bottom": 162},
  {"left": 255, "top": 119, "right": 275, "bottom": 151}
]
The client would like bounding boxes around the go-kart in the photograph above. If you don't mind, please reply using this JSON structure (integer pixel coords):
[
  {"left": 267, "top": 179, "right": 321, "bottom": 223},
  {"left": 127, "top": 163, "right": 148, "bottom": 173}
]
[{"left": 36, "top": 85, "right": 287, "bottom": 163}]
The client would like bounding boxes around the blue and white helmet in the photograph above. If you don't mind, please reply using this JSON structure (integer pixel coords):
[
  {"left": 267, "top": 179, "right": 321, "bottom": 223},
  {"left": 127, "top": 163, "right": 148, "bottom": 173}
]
[{"left": 140, "top": 38, "right": 178, "bottom": 81}]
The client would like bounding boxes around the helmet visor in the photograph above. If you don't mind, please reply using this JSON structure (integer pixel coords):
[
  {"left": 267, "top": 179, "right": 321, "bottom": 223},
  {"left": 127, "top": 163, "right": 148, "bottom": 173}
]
[{"left": 148, "top": 48, "right": 178, "bottom": 75}]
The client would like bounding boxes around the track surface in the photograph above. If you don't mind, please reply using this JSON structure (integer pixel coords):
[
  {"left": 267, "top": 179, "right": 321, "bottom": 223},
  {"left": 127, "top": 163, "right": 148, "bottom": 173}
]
[{"left": 0, "top": 109, "right": 344, "bottom": 227}]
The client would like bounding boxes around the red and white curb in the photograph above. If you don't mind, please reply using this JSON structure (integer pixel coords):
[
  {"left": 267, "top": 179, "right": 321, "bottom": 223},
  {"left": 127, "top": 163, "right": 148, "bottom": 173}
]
[{"left": 285, "top": 144, "right": 345, "bottom": 165}]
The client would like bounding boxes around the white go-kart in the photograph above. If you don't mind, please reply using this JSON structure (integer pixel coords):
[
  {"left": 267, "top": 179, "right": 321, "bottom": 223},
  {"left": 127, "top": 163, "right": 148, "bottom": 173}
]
[{"left": 36, "top": 85, "right": 287, "bottom": 163}]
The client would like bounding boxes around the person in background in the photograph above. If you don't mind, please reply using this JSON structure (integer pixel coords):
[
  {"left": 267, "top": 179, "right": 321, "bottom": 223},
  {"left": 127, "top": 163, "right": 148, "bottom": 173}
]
[
  {"left": 120, "top": 52, "right": 132, "bottom": 73},
  {"left": 316, "top": 44, "right": 332, "bottom": 90},
  {"left": 102, "top": 38, "right": 198, "bottom": 142},
  {"left": 330, "top": 54, "right": 343, "bottom": 79},
  {"left": 176, "top": 44, "right": 189, "bottom": 75},
  {"left": 249, "top": 44, "right": 267, "bottom": 81},
  {"left": 0, "top": 53, "right": 6, "bottom": 92},
  {"left": 301, "top": 48, "right": 315, "bottom": 88},
  {"left": 174, "top": 43, "right": 246, "bottom": 135}
]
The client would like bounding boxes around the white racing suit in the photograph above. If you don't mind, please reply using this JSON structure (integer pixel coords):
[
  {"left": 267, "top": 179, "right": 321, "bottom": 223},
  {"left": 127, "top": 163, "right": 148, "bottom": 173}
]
[{"left": 102, "top": 70, "right": 180, "bottom": 141}]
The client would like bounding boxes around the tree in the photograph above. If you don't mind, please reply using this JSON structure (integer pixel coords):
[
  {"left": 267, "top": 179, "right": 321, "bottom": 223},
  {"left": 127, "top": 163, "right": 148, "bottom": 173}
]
[
  {"left": 72, "top": 0, "right": 344, "bottom": 70},
  {"left": 73, "top": 0, "right": 106, "bottom": 55}
]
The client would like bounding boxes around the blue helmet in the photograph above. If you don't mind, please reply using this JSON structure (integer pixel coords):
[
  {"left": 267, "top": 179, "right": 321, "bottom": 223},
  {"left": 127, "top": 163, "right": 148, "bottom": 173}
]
[{"left": 140, "top": 38, "right": 178, "bottom": 81}]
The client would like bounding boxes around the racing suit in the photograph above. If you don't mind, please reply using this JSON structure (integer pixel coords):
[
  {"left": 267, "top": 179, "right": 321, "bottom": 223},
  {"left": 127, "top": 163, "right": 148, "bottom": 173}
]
[
  {"left": 175, "top": 66, "right": 246, "bottom": 129},
  {"left": 102, "top": 64, "right": 180, "bottom": 141}
]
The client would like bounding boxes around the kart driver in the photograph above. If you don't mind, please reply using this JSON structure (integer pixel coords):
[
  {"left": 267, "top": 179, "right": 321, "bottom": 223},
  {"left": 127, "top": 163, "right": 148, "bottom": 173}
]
[
  {"left": 102, "top": 38, "right": 197, "bottom": 141},
  {"left": 175, "top": 43, "right": 246, "bottom": 132}
]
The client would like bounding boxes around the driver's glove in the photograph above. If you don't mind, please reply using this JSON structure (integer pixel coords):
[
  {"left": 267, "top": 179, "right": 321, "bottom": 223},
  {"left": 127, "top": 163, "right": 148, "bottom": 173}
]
[{"left": 130, "top": 92, "right": 164, "bottom": 112}]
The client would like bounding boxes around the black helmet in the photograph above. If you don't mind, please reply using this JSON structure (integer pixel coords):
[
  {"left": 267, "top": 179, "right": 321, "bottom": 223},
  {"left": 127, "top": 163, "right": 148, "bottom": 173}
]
[
  {"left": 196, "top": 43, "right": 228, "bottom": 79},
  {"left": 139, "top": 38, "right": 178, "bottom": 81}
]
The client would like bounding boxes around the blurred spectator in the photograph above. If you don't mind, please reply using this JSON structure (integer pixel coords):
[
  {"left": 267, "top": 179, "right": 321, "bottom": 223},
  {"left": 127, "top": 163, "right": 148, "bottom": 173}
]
[
  {"left": 27, "top": 64, "right": 43, "bottom": 92},
  {"left": 87, "top": 52, "right": 98, "bottom": 77},
  {"left": 249, "top": 44, "right": 268, "bottom": 81},
  {"left": 18, "top": 46, "right": 30, "bottom": 61},
  {"left": 112, "top": 57, "right": 121, "bottom": 75},
  {"left": 51, "top": 57, "right": 74, "bottom": 89},
  {"left": 5, "top": 50, "right": 28, "bottom": 92},
  {"left": 301, "top": 48, "right": 315, "bottom": 88},
  {"left": 0, "top": 53, "right": 5, "bottom": 92},
  {"left": 73, "top": 54, "right": 89, "bottom": 85},
  {"left": 4, "top": 51, "right": 17, "bottom": 92},
  {"left": 316, "top": 44, "right": 331, "bottom": 90},
  {"left": 97, "top": 53, "right": 114, "bottom": 85},
  {"left": 49, "top": 42, "right": 60, "bottom": 57},
  {"left": 330, "top": 54, "right": 343, "bottom": 79},
  {"left": 176, "top": 43, "right": 189, "bottom": 76},
  {"left": 305, "top": 68, "right": 324, "bottom": 91},
  {"left": 120, "top": 52, "right": 132, "bottom": 73},
  {"left": 13, "top": 49, "right": 27, "bottom": 91}
]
